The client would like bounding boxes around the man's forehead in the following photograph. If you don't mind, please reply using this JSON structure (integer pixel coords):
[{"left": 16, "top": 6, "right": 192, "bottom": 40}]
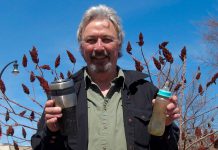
[
  {"left": 82, "top": 19, "right": 117, "bottom": 37},
  {"left": 93, "top": 19, "right": 111, "bottom": 27},
  {"left": 86, "top": 19, "right": 114, "bottom": 29}
]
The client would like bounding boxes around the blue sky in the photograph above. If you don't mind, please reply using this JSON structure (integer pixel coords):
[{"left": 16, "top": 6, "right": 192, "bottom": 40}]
[
  {"left": 0, "top": 0, "right": 218, "bottom": 145},
  {"left": 0, "top": 0, "right": 217, "bottom": 71}
]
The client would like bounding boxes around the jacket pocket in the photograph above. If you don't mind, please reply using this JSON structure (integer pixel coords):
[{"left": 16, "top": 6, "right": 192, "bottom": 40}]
[{"left": 133, "top": 109, "right": 151, "bottom": 148}]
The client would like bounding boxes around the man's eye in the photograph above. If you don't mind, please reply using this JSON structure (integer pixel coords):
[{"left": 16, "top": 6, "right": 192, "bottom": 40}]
[
  {"left": 102, "top": 38, "right": 113, "bottom": 43},
  {"left": 86, "top": 39, "right": 97, "bottom": 44}
]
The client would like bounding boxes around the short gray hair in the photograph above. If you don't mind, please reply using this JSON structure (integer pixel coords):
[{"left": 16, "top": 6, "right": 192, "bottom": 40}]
[{"left": 77, "top": 5, "right": 124, "bottom": 57}]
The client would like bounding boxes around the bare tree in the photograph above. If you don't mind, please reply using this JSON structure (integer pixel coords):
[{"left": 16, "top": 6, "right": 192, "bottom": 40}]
[
  {"left": 127, "top": 33, "right": 218, "bottom": 149},
  {"left": 0, "top": 47, "right": 76, "bottom": 149},
  {"left": 0, "top": 33, "right": 218, "bottom": 149},
  {"left": 202, "top": 17, "right": 218, "bottom": 69}
]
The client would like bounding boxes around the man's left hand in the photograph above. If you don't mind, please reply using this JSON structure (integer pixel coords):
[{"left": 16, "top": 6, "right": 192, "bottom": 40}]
[{"left": 165, "top": 95, "right": 180, "bottom": 126}]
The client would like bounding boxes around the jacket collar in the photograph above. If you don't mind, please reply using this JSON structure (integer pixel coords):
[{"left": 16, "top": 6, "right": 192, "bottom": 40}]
[
  {"left": 71, "top": 66, "right": 149, "bottom": 87},
  {"left": 123, "top": 69, "right": 149, "bottom": 87},
  {"left": 71, "top": 67, "right": 86, "bottom": 82}
]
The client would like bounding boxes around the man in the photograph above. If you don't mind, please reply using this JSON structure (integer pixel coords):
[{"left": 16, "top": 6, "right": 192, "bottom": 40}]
[{"left": 31, "top": 5, "right": 180, "bottom": 150}]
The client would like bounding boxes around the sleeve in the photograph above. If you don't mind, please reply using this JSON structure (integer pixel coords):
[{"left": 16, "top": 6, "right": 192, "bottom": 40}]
[
  {"left": 150, "top": 122, "right": 180, "bottom": 150},
  {"left": 31, "top": 112, "right": 67, "bottom": 150}
]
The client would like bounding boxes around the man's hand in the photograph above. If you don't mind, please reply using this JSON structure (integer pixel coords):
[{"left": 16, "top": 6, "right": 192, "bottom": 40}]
[
  {"left": 152, "top": 95, "right": 180, "bottom": 126},
  {"left": 45, "top": 100, "right": 62, "bottom": 132},
  {"left": 165, "top": 95, "right": 180, "bottom": 126}
]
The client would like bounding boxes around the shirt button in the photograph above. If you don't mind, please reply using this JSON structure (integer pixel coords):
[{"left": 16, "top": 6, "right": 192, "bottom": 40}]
[
  {"left": 49, "top": 140, "right": 55, "bottom": 143},
  {"left": 128, "top": 118, "right": 132, "bottom": 122},
  {"left": 141, "top": 115, "right": 145, "bottom": 119}
]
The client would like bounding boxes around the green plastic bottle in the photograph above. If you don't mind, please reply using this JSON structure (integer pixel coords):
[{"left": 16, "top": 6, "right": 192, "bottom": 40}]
[{"left": 148, "top": 81, "right": 172, "bottom": 136}]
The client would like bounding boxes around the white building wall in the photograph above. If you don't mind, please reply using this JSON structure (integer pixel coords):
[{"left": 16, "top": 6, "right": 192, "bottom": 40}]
[{"left": 0, "top": 144, "right": 32, "bottom": 150}]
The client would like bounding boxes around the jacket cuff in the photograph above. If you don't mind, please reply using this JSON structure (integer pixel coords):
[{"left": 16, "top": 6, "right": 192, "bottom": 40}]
[
  {"left": 42, "top": 126, "right": 62, "bottom": 144},
  {"left": 162, "top": 124, "right": 173, "bottom": 139},
  {"left": 162, "top": 122, "right": 180, "bottom": 149}
]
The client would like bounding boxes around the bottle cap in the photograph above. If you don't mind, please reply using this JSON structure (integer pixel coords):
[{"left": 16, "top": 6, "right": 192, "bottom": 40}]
[
  {"left": 157, "top": 81, "right": 172, "bottom": 98},
  {"left": 157, "top": 89, "right": 172, "bottom": 98},
  {"left": 49, "top": 79, "right": 74, "bottom": 90}
]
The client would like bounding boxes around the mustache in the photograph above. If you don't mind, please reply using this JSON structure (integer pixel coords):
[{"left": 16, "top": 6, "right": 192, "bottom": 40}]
[{"left": 90, "top": 50, "right": 109, "bottom": 58}]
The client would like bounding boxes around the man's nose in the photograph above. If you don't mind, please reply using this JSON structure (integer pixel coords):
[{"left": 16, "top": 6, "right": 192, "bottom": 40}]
[{"left": 94, "top": 38, "right": 104, "bottom": 50}]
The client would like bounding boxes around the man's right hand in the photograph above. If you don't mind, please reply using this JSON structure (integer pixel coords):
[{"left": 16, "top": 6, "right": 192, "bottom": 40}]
[{"left": 45, "top": 100, "right": 62, "bottom": 132}]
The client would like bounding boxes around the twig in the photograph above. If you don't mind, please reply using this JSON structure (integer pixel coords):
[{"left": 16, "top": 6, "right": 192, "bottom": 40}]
[
  {"left": 31, "top": 82, "right": 36, "bottom": 100},
  {"left": 182, "top": 106, "right": 218, "bottom": 125},
  {"left": 72, "top": 64, "right": 75, "bottom": 75},
  {"left": 185, "top": 130, "right": 218, "bottom": 150},
  {"left": 36, "top": 64, "right": 44, "bottom": 77},
  {"left": 164, "top": 63, "right": 172, "bottom": 89},
  {"left": 2, "top": 95, "right": 41, "bottom": 116},
  {"left": 170, "top": 64, "right": 183, "bottom": 89},
  {"left": 1, "top": 94, "right": 15, "bottom": 113},
  {"left": 0, "top": 103, "right": 12, "bottom": 112},
  {"left": 0, "top": 111, "right": 38, "bottom": 123},
  {"left": 2, "top": 132, "right": 31, "bottom": 143},
  {"left": 140, "top": 46, "right": 153, "bottom": 83},
  {"left": 0, "top": 118, "right": 37, "bottom": 130},
  {"left": 184, "top": 92, "right": 201, "bottom": 117},
  {"left": 179, "top": 57, "right": 186, "bottom": 149},
  {"left": 28, "top": 96, "right": 43, "bottom": 108}
]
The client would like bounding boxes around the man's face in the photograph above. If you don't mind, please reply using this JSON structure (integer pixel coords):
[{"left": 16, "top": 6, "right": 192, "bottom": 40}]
[{"left": 80, "top": 19, "right": 120, "bottom": 73}]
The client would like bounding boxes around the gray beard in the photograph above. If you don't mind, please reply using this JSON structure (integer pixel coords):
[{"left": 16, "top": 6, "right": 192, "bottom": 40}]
[{"left": 89, "top": 62, "right": 112, "bottom": 73}]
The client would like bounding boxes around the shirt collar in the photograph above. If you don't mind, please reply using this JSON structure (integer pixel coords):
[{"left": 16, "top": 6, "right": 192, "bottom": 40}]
[{"left": 84, "top": 68, "right": 125, "bottom": 89}]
